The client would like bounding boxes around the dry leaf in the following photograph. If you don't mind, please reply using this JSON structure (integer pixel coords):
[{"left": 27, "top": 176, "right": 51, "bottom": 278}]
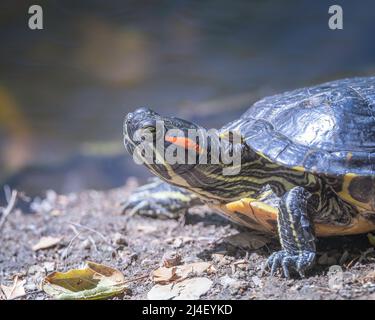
[
  {"left": 368, "top": 233, "right": 375, "bottom": 247},
  {"left": 147, "top": 277, "right": 212, "bottom": 300},
  {"left": 42, "top": 261, "right": 128, "bottom": 300},
  {"left": 152, "top": 266, "right": 178, "bottom": 284},
  {"left": 32, "top": 236, "right": 62, "bottom": 251},
  {"left": 1, "top": 276, "right": 26, "bottom": 300},
  {"left": 152, "top": 261, "right": 213, "bottom": 284},
  {"left": 177, "top": 262, "right": 214, "bottom": 279},
  {"left": 224, "top": 232, "right": 270, "bottom": 250},
  {"left": 162, "top": 252, "right": 182, "bottom": 268}
]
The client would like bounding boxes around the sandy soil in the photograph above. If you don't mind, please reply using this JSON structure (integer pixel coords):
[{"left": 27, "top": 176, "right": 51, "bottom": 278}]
[{"left": 1, "top": 179, "right": 375, "bottom": 300}]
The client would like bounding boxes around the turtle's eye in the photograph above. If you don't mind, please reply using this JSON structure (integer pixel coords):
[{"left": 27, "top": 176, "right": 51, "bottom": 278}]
[
  {"left": 141, "top": 126, "right": 156, "bottom": 133},
  {"left": 140, "top": 118, "right": 157, "bottom": 131}
]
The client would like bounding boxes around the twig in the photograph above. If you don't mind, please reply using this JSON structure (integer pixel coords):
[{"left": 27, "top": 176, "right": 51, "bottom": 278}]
[
  {"left": 63, "top": 222, "right": 118, "bottom": 264},
  {"left": 61, "top": 229, "right": 84, "bottom": 270},
  {"left": 122, "top": 273, "right": 149, "bottom": 284},
  {"left": 69, "top": 222, "right": 113, "bottom": 247},
  {"left": 0, "top": 188, "right": 18, "bottom": 231},
  {"left": 8, "top": 275, "right": 19, "bottom": 299},
  {"left": 88, "top": 236, "right": 99, "bottom": 253}
]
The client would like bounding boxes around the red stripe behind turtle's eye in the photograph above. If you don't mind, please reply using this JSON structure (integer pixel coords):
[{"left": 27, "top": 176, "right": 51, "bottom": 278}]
[{"left": 165, "top": 136, "right": 202, "bottom": 154}]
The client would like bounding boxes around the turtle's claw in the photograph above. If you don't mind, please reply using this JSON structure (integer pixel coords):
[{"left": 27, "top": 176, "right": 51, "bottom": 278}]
[
  {"left": 267, "top": 251, "right": 286, "bottom": 276},
  {"left": 266, "top": 250, "right": 315, "bottom": 278}
]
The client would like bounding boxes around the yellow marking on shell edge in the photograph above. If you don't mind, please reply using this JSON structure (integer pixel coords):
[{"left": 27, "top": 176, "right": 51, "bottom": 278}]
[
  {"left": 292, "top": 166, "right": 306, "bottom": 172},
  {"left": 219, "top": 129, "right": 243, "bottom": 141},
  {"left": 315, "top": 215, "right": 375, "bottom": 236},
  {"left": 256, "top": 151, "right": 273, "bottom": 162},
  {"left": 218, "top": 197, "right": 375, "bottom": 237},
  {"left": 222, "top": 198, "right": 278, "bottom": 233},
  {"left": 338, "top": 172, "right": 372, "bottom": 211},
  {"left": 346, "top": 152, "right": 353, "bottom": 162}
]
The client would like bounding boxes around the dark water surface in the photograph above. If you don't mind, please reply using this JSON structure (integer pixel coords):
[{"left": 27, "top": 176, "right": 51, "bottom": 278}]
[{"left": 0, "top": 0, "right": 375, "bottom": 194}]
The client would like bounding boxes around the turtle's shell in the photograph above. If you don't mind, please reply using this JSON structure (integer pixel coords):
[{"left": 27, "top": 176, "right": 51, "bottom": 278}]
[{"left": 225, "top": 77, "right": 375, "bottom": 176}]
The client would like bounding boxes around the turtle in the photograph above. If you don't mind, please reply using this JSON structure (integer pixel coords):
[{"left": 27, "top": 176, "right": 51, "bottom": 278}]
[{"left": 123, "top": 76, "right": 375, "bottom": 278}]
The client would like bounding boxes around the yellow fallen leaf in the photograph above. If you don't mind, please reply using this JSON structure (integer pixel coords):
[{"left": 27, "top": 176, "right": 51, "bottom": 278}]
[
  {"left": 368, "top": 233, "right": 375, "bottom": 247},
  {"left": 32, "top": 236, "right": 62, "bottom": 251},
  {"left": 42, "top": 261, "right": 128, "bottom": 300},
  {"left": 1, "top": 276, "right": 26, "bottom": 300},
  {"left": 152, "top": 262, "right": 213, "bottom": 284}
]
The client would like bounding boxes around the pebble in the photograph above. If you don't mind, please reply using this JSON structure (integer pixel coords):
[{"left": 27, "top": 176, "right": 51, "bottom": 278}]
[
  {"left": 28, "top": 265, "right": 44, "bottom": 275},
  {"left": 80, "top": 239, "right": 91, "bottom": 250},
  {"left": 318, "top": 253, "right": 337, "bottom": 265},
  {"left": 43, "top": 262, "right": 55, "bottom": 272},
  {"left": 220, "top": 274, "right": 247, "bottom": 293},
  {"left": 162, "top": 251, "right": 182, "bottom": 267},
  {"left": 24, "top": 283, "right": 37, "bottom": 291},
  {"left": 251, "top": 276, "right": 262, "bottom": 287},
  {"left": 220, "top": 275, "right": 239, "bottom": 289},
  {"left": 113, "top": 233, "right": 128, "bottom": 246}
]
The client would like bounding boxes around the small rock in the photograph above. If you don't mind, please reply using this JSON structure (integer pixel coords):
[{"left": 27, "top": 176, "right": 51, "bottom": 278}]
[
  {"left": 113, "top": 233, "right": 128, "bottom": 246},
  {"left": 141, "top": 258, "right": 153, "bottom": 266},
  {"left": 43, "top": 262, "right": 55, "bottom": 272},
  {"left": 50, "top": 209, "right": 61, "bottom": 216},
  {"left": 28, "top": 265, "right": 44, "bottom": 275},
  {"left": 24, "top": 283, "right": 37, "bottom": 291},
  {"left": 251, "top": 275, "right": 262, "bottom": 287},
  {"left": 220, "top": 275, "right": 239, "bottom": 289},
  {"left": 148, "top": 277, "right": 212, "bottom": 300},
  {"left": 234, "top": 271, "right": 247, "bottom": 279},
  {"left": 233, "top": 259, "right": 248, "bottom": 271},
  {"left": 318, "top": 253, "right": 337, "bottom": 265},
  {"left": 80, "top": 239, "right": 91, "bottom": 250},
  {"left": 291, "top": 283, "right": 303, "bottom": 291},
  {"left": 162, "top": 251, "right": 182, "bottom": 267},
  {"left": 212, "top": 253, "right": 228, "bottom": 265},
  {"left": 339, "top": 250, "right": 349, "bottom": 265},
  {"left": 166, "top": 236, "right": 194, "bottom": 248},
  {"left": 183, "top": 255, "right": 198, "bottom": 264}
]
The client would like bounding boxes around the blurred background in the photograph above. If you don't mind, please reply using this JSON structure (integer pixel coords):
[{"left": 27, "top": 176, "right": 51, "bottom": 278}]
[{"left": 0, "top": 0, "right": 375, "bottom": 200}]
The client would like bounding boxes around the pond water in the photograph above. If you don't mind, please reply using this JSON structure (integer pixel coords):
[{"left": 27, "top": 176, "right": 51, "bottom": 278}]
[{"left": 0, "top": 0, "right": 374, "bottom": 195}]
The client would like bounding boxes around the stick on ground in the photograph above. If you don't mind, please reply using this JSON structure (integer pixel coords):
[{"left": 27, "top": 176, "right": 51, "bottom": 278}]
[{"left": 0, "top": 188, "right": 18, "bottom": 231}]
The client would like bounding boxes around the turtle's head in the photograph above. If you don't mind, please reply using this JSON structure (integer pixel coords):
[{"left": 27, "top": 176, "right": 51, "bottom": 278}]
[
  {"left": 124, "top": 107, "right": 244, "bottom": 199},
  {"left": 124, "top": 107, "right": 205, "bottom": 181}
]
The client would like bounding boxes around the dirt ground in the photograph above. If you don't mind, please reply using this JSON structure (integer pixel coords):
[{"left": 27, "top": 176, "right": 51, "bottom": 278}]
[{"left": 1, "top": 178, "right": 375, "bottom": 300}]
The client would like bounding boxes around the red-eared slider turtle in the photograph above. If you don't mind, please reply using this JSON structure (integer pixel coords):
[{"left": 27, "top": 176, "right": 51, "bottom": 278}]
[{"left": 123, "top": 77, "right": 375, "bottom": 277}]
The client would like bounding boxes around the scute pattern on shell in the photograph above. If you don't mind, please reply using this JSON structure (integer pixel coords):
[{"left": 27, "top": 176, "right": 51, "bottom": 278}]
[{"left": 223, "top": 77, "right": 375, "bottom": 176}]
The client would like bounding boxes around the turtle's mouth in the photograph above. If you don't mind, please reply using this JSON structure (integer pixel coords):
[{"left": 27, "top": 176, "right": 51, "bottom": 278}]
[{"left": 123, "top": 107, "right": 159, "bottom": 155}]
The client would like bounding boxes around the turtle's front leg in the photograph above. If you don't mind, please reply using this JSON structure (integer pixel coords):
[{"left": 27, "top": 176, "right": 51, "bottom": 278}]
[
  {"left": 123, "top": 178, "right": 202, "bottom": 219},
  {"left": 267, "top": 186, "right": 316, "bottom": 278}
]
